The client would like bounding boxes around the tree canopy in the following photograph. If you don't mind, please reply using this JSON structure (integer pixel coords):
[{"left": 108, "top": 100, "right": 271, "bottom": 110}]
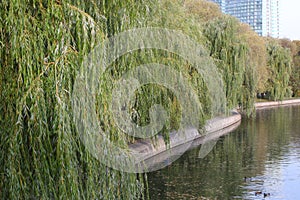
[{"left": 0, "top": 0, "right": 297, "bottom": 199}]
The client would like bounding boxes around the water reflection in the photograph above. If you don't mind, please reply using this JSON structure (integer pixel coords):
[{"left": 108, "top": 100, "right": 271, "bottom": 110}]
[{"left": 147, "top": 106, "right": 300, "bottom": 200}]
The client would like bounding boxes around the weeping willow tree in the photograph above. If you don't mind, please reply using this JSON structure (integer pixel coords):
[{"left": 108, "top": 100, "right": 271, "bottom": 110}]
[
  {"left": 95, "top": 0, "right": 224, "bottom": 148},
  {"left": 202, "top": 16, "right": 256, "bottom": 116},
  {"left": 0, "top": 0, "right": 222, "bottom": 198},
  {"left": 92, "top": 0, "right": 211, "bottom": 149},
  {"left": 143, "top": 0, "right": 213, "bottom": 120},
  {"left": 266, "top": 41, "right": 293, "bottom": 100},
  {"left": 1, "top": 0, "right": 263, "bottom": 198},
  {"left": 0, "top": 0, "right": 155, "bottom": 199}
]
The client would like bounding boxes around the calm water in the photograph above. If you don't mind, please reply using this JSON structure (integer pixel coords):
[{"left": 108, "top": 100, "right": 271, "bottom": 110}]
[{"left": 147, "top": 105, "right": 300, "bottom": 200}]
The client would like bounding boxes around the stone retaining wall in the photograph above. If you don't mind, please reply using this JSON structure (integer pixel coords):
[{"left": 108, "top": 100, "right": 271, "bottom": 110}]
[{"left": 129, "top": 110, "right": 242, "bottom": 161}]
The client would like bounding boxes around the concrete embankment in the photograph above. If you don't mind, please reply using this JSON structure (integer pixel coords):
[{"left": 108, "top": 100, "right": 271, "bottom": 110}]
[
  {"left": 129, "top": 98, "right": 300, "bottom": 164},
  {"left": 255, "top": 98, "right": 300, "bottom": 109},
  {"left": 129, "top": 110, "right": 242, "bottom": 161}
]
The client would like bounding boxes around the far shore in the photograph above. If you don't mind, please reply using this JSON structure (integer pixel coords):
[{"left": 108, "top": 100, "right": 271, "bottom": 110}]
[{"left": 255, "top": 98, "right": 300, "bottom": 110}]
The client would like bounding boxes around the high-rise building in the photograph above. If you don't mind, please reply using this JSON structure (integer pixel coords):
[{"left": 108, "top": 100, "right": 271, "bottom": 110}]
[
  {"left": 209, "top": 0, "right": 280, "bottom": 38},
  {"left": 262, "top": 0, "right": 280, "bottom": 38}
]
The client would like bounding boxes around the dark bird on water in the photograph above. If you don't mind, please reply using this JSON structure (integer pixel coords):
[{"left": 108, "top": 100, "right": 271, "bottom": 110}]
[{"left": 264, "top": 193, "right": 270, "bottom": 198}]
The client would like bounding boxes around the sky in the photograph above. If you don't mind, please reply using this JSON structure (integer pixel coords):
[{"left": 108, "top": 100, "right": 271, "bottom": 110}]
[{"left": 280, "top": 0, "right": 300, "bottom": 40}]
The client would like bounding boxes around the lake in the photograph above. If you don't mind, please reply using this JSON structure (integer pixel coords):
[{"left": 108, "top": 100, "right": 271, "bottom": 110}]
[{"left": 147, "top": 105, "right": 300, "bottom": 199}]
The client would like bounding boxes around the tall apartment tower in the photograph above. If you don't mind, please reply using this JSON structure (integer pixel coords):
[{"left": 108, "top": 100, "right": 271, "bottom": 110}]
[{"left": 209, "top": 0, "right": 280, "bottom": 38}]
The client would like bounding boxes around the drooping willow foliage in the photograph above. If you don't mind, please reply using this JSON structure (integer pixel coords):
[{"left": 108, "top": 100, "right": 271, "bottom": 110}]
[
  {"left": 202, "top": 17, "right": 256, "bottom": 116},
  {"left": 1, "top": 0, "right": 285, "bottom": 199},
  {"left": 0, "top": 0, "right": 222, "bottom": 198},
  {"left": 0, "top": 0, "right": 154, "bottom": 199},
  {"left": 266, "top": 41, "right": 292, "bottom": 100},
  {"left": 289, "top": 40, "right": 300, "bottom": 97}
]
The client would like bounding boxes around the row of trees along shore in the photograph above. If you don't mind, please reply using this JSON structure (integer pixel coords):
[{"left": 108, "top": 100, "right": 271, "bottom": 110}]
[{"left": 1, "top": 0, "right": 299, "bottom": 199}]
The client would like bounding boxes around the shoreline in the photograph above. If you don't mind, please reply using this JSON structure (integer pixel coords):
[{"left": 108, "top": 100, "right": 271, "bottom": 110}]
[
  {"left": 255, "top": 98, "right": 300, "bottom": 110},
  {"left": 129, "top": 110, "right": 242, "bottom": 163},
  {"left": 129, "top": 99, "right": 300, "bottom": 165}
]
